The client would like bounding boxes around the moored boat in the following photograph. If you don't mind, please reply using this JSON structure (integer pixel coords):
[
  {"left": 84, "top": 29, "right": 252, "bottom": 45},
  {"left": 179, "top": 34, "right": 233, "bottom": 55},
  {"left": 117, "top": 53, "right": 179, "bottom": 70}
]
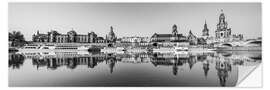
[{"left": 18, "top": 44, "right": 89, "bottom": 51}]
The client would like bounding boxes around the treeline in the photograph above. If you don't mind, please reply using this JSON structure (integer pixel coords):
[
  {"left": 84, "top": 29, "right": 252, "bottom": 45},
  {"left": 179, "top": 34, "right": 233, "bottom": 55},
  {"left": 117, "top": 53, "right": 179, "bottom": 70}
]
[{"left": 9, "top": 31, "right": 27, "bottom": 47}]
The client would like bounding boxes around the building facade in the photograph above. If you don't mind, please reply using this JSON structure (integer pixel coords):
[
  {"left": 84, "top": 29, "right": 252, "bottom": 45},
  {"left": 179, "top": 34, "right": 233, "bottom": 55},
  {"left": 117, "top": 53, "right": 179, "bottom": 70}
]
[
  {"left": 121, "top": 36, "right": 150, "bottom": 43},
  {"left": 106, "top": 26, "right": 117, "bottom": 43},
  {"left": 151, "top": 24, "right": 187, "bottom": 42},
  {"left": 32, "top": 29, "right": 98, "bottom": 43},
  {"left": 32, "top": 30, "right": 49, "bottom": 42},
  {"left": 215, "top": 10, "right": 232, "bottom": 40},
  {"left": 187, "top": 30, "right": 198, "bottom": 45},
  {"left": 213, "top": 10, "right": 245, "bottom": 43}
]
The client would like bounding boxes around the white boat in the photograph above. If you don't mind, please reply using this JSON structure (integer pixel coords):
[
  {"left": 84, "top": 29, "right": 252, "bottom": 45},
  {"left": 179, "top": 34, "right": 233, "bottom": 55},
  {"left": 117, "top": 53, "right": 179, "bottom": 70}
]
[
  {"left": 16, "top": 50, "right": 91, "bottom": 59},
  {"left": 174, "top": 46, "right": 188, "bottom": 52},
  {"left": 18, "top": 44, "right": 89, "bottom": 51}
]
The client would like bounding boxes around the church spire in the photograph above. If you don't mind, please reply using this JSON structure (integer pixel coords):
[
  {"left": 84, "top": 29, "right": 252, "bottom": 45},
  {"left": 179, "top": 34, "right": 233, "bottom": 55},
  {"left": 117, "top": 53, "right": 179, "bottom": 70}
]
[
  {"left": 172, "top": 24, "right": 178, "bottom": 36},
  {"left": 37, "top": 30, "right": 39, "bottom": 35},
  {"left": 204, "top": 20, "right": 207, "bottom": 28},
  {"left": 110, "top": 26, "right": 113, "bottom": 31},
  {"left": 202, "top": 20, "right": 209, "bottom": 36}
]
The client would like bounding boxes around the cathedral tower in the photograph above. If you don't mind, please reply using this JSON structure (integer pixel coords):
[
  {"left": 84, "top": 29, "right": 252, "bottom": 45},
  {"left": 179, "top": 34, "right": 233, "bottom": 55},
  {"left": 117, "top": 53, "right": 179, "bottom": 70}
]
[
  {"left": 215, "top": 9, "right": 231, "bottom": 39},
  {"left": 202, "top": 20, "right": 209, "bottom": 37}
]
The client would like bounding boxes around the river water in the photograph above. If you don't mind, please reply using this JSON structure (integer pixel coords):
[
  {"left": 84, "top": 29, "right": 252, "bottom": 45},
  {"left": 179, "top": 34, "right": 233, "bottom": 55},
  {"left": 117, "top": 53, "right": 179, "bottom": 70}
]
[{"left": 9, "top": 51, "right": 261, "bottom": 87}]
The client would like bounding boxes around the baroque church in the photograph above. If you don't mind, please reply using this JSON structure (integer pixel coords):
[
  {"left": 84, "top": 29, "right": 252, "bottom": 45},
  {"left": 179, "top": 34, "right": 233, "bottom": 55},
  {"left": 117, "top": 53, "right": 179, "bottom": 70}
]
[
  {"left": 215, "top": 9, "right": 232, "bottom": 39},
  {"left": 106, "top": 26, "right": 117, "bottom": 43},
  {"left": 214, "top": 9, "right": 244, "bottom": 42}
]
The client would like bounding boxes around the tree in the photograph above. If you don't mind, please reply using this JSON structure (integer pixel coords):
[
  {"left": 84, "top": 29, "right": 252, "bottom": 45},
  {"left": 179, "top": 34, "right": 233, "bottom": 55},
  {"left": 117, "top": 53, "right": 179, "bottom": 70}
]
[{"left": 9, "top": 31, "right": 26, "bottom": 47}]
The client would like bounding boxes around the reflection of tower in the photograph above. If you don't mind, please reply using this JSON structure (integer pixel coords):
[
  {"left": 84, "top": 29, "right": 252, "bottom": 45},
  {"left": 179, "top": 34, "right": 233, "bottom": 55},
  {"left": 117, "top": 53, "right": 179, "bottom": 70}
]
[
  {"left": 88, "top": 57, "right": 97, "bottom": 68},
  {"left": 203, "top": 60, "right": 210, "bottom": 78},
  {"left": 66, "top": 58, "right": 77, "bottom": 69},
  {"left": 172, "top": 59, "right": 178, "bottom": 76},
  {"left": 215, "top": 60, "right": 232, "bottom": 86},
  {"left": 47, "top": 58, "right": 58, "bottom": 70},
  {"left": 188, "top": 56, "right": 196, "bottom": 70},
  {"left": 107, "top": 58, "right": 116, "bottom": 74},
  {"left": 9, "top": 53, "right": 25, "bottom": 69}
]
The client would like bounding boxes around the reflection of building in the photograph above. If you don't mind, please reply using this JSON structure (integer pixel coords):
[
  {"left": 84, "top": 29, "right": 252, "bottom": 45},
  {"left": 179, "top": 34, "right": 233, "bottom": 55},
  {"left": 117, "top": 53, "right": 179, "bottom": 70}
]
[
  {"left": 9, "top": 53, "right": 25, "bottom": 69},
  {"left": 32, "top": 57, "right": 105, "bottom": 70},
  {"left": 151, "top": 24, "right": 187, "bottom": 42},
  {"left": 203, "top": 61, "right": 210, "bottom": 78},
  {"left": 106, "top": 58, "right": 117, "bottom": 74},
  {"left": 32, "top": 29, "right": 99, "bottom": 43},
  {"left": 215, "top": 60, "right": 232, "bottom": 86}
]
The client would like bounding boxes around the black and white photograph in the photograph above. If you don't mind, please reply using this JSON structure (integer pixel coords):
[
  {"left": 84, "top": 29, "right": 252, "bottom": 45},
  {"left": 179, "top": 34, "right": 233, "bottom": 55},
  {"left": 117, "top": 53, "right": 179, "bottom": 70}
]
[{"left": 7, "top": 2, "right": 262, "bottom": 87}]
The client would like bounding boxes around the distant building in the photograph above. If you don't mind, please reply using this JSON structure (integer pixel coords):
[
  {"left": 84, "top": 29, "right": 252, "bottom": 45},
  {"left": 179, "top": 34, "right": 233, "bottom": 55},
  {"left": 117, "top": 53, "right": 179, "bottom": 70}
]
[
  {"left": 213, "top": 9, "right": 244, "bottom": 43},
  {"left": 96, "top": 37, "right": 106, "bottom": 43},
  {"left": 232, "top": 34, "right": 244, "bottom": 41},
  {"left": 197, "top": 38, "right": 207, "bottom": 45},
  {"left": 187, "top": 30, "right": 197, "bottom": 45},
  {"left": 202, "top": 20, "right": 210, "bottom": 39},
  {"left": 106, "top": 26, "right": 117, "bottom": 43},
  {"left": 32, "top": 29, "right": 98, "bottom": 43},
  {"left": 215, "top": 9, "right": 232, "bottom": 40},
  {"left": 121, "top": 36, "right": 150, "bottom": 43},
  {"left": 151, "top": 24, "right": 187, "bottom": 42},
  {"left": 32, "top": 30, "right": 49, "bottom": 42}
]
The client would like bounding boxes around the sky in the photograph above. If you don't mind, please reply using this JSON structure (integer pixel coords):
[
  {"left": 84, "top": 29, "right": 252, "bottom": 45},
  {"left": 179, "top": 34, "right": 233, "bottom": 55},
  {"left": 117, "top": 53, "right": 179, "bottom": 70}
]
[{"left": 9, "top": 3, "right": 261, "bottom": 41}]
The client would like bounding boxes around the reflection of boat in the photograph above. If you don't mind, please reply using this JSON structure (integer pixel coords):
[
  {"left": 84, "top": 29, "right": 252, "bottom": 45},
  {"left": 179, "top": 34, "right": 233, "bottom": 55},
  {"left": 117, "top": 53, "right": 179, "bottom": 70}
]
[
  {"left": 126, "top": 48, "right": 148, "bottom": 53},
  {"left": 174, "top": 51, "right": 189, "bottom": 58},
  {"left": 216, "top": 46, "right": 261, "bottom": 51},
  {"left": 174, "top": 47, "right": 188, "bottom": 52},
  {"left": 18, "top": 44, "right": 89, "bottom": 51},
  {"left": 188, "top": 46, "right": 216, "bottom": 51},
  {"left": 101, "top": 47, "right": 125, "bottom": 53},
  {"left": 153, "top": 47, "right": 174, "bottom": 53}
]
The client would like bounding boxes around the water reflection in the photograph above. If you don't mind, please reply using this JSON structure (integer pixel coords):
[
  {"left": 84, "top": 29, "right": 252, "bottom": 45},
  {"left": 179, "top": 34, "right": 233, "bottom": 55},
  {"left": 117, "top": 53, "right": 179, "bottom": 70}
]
[
  {"left": 9, "top": 53, "right": 25, "bottom": 69},
  {"left": 9, "top": 51, "right": 261, "bottom": 87}
]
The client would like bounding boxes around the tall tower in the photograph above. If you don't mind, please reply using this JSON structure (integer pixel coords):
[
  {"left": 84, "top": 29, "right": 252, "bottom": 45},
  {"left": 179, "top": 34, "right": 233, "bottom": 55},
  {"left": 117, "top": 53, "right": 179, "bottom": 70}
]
[
  {"left": 37, "top": 30, "right": 39, "bottom": 35},
  {"left": 172, "top": 24, "right": 178, "bottom": 36},
  {"left": 215, "top": 9, "right": 231, "bottom": 39},
  {"left": 171, "top": 24, "right": 178, "bottom": 41},
  {"left": 107, "top": 26, "right": 117, "bottom": 42},
  {"left": 202, "top": 20, "right": 209, "bottom": 38}
]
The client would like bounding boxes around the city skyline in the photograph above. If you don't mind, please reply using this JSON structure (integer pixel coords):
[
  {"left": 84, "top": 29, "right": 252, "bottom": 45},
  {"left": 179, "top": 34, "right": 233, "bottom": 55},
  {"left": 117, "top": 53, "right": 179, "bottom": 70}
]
[{"left": 9, "top": 3, "right": 261, "bottom": 41}]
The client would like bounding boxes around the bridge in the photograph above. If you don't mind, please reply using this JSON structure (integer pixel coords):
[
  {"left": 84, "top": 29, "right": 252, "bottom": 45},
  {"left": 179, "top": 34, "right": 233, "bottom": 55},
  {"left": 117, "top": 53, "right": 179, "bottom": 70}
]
[{"left": 218, "top": 39, "right": 261, "bottom": 47}]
